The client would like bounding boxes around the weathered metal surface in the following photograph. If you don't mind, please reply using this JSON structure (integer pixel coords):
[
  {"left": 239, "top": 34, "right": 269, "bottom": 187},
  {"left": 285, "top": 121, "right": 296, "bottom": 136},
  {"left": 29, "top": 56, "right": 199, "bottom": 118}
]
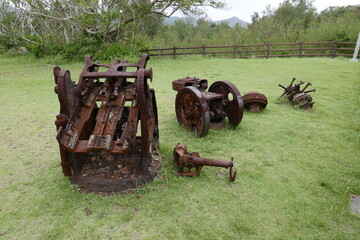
[
  {"left": 53, "top": 53, "right": 160, "bottom": 193},
  {"left": 173, "top": 143, "right": 236, "bottom": 181},
  {"left": 242, "top": 91, "right": 268, "bottom": 113},
  {"left": 350, "top": 195, "right": 360, "bottom": 216},
  {"left": 278, "top": 77, "right": 316, "bottom": 112},
  {"left": 172, "top": 77, "right": 244, "bottom": 137}
]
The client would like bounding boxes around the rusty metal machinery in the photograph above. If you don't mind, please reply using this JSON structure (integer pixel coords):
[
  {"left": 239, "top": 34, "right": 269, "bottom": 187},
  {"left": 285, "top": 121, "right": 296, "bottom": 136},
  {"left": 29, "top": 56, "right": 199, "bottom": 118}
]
[
  {"left": 53, "top": 53, "right": 160, "bottom": 193},
  {"left": 279, "top": 77, "right": 316, "bottom": 112},
  {"left": 172, "top": 77, "right": 244, "bottom": 137},
  {"left": 173, "top": 143, "right": 236, "bottom": 181},
  {"left": 242, "top": 91, "right": 268, "bottom": 113}
]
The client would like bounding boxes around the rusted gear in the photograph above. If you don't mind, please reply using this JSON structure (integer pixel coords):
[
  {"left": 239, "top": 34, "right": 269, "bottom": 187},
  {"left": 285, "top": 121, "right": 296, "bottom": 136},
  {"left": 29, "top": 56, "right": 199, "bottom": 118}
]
[
  {"left": 242, "top": 91, "right": 268, "bottom": 113},
  {"left": 208, "top": 80, "right": 244, "bottom": 126},
  {"left": 278, "top": 77, "right": 316, "bottom": 112},
  {"left": 175, "top": 87, "right": 210, "bottom": 137},
  {"left": 293, "top": 93, "right": 314, "bottom": 112}
]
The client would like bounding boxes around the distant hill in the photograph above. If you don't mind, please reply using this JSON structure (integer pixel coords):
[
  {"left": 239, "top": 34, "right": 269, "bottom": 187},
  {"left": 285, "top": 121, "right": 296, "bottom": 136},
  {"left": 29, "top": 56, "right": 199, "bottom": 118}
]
[
  {"left": 163, "top": 16, "right": 249, "bottom": 28},
  {"left": 163, "top": 16, "right": 198, "bottom": 25},
  {"left": 214, "top": 17, "right": 249, "bottom": 28}
]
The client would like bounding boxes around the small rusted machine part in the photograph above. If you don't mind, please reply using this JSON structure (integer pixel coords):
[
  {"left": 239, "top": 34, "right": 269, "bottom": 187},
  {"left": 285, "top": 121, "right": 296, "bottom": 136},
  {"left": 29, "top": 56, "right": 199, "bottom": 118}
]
[
  {"left": 278, "top": 77, "right": 316, "bottom": 112},
  {"left": 242, "top": 91, "right": 268, "bottom": 113},
  {"left": 172, "top": 77, "right": 244, "bottom": 137},
  {"left": 53, "top": 53, "right": 160, "bottom": 193},
  {"left": 173, "top": 143, "right": 236, "bottom": 182}
]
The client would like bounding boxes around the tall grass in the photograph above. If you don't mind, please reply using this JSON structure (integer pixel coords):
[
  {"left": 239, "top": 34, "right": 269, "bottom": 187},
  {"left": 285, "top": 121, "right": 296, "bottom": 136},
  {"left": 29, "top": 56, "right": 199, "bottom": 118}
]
[{"left": 0, "top": 55, "right": 359, "bottom": 239}]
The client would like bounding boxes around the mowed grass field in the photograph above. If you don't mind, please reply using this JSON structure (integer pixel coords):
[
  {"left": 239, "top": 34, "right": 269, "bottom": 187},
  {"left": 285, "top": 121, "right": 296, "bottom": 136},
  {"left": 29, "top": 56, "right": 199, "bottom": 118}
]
[{"left": 0, "top": 54, "right": 359, "bottom": 239}]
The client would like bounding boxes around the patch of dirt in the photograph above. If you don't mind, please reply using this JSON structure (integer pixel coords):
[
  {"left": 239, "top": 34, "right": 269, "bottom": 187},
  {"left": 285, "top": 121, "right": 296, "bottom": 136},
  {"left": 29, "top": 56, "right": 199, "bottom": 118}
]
[{"left": 85, "top": 207, "right": 92, "bottom": 216}]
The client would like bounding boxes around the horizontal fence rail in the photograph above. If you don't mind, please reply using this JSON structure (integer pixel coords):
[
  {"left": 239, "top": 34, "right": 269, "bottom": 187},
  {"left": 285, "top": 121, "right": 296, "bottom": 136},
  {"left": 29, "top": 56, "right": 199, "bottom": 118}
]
[{"left": 145, "top": 42, "right": 358, "bottom": 59}]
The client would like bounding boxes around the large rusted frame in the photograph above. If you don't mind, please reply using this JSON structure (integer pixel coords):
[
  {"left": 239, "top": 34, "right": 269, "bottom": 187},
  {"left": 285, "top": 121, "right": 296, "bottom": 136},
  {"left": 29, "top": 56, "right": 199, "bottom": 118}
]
[
  {"left": 173, "top": 143, "right": 236, "bottom": 181},
  {"left": 53, "top": 53, "right": 160, "bottom": 193},
  {"left": 172, "top": 77, "right": 244, "bottom": 137}
]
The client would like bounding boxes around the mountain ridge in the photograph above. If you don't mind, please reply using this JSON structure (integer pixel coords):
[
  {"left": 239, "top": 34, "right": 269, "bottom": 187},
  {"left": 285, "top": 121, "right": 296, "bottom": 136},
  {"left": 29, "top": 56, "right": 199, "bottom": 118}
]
[{"left": 163, "top": 16, "right": 249, "bottom": 28}]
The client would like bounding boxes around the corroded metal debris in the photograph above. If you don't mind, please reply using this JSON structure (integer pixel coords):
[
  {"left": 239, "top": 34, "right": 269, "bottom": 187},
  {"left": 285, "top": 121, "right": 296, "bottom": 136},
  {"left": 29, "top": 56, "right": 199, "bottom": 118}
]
[
  {"left": 278, "top": 77, "right": 316, "bottom": 112},
  {"left": 172, "top": 77, "right": 244, "bottom": 137},
  {"left": 242, "top": 91, "right": 268, "bottom": 113},
  {"left": 173, "top": 143, "right": 236, "bottom": 181},
  {"left": 53, "top": 53, "right": 160, "bottom": 193}
]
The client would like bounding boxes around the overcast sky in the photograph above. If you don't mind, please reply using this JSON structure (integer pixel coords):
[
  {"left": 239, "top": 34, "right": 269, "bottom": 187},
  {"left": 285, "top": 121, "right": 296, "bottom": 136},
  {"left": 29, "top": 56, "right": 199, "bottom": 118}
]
[{"left": 195, "top": 0, "right": 360, "bottom": 22}]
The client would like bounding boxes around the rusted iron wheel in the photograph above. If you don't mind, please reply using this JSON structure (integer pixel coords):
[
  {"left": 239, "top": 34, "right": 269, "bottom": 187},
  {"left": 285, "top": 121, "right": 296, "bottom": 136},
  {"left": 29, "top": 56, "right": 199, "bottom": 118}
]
[
  {"left": 175, "top": 86, "right": 210, "bottom": 137},
  {"left": 242, "top": 92, "right": 268, "bottom": 113},
  {"left": 208, "top": 80, "right": 244, "bottom": 126}
]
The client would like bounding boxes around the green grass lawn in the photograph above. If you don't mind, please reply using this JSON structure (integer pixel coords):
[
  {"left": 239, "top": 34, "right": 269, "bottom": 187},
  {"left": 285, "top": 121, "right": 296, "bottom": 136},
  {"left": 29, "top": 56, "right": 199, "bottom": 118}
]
[{"left": 0, "top": 55, "right": 359, "bottom": 239}]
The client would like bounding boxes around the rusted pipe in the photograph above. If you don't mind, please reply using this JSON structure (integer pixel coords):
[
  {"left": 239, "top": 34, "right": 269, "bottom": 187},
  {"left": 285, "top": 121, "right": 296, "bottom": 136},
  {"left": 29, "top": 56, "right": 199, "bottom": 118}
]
[{"left": 173, "top": 143, "right": 236, "bottom": 181}]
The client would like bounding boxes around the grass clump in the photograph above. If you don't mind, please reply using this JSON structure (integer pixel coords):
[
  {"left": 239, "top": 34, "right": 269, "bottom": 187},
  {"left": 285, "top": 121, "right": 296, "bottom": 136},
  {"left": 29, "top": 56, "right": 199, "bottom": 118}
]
[{"left": 0, "top": 55, "right": 359, "bottom": 239}]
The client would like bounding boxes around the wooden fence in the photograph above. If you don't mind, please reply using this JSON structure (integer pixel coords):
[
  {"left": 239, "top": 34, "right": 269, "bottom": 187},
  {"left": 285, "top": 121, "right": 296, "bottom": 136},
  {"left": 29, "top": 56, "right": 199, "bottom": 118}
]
[{"left": 145, "top": 42, "right": 358, "bottom": 59}]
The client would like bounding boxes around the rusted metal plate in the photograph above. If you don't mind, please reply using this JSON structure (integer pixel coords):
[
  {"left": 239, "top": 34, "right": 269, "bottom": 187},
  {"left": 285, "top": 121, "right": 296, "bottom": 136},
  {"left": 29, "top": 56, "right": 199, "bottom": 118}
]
[
  {"left": 172, "top": 77, "right": 208, "bottom": 91},
  {"left": 279, "top": 77, "right": 316, "bottom": 112},
  {"left": 172, "top": 77, "right": 244, "bottom": 137},
  {"left": 53, "top": 54, "right": 160, "bottom": 193}
]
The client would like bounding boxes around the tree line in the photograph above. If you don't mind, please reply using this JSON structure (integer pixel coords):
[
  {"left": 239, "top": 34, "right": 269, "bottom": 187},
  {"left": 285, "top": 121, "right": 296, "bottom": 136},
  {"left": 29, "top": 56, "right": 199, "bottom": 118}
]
[{"left": 0, "top": 0, "right": 359, "bottom": 61}]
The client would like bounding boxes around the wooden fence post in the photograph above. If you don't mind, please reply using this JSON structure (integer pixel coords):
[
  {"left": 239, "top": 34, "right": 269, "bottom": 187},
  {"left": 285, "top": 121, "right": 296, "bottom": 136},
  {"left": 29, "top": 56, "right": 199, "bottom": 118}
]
[
  {"left": 350, "top": 32, "right": 360, "bottom": 62},
  {"left": 298, "top": 42, "right": 303, "bottom": 58},
  {"left": 146, "top": 41, "right": 356, "bottom": 59},
  {"left": 332, "top": 41, "right": 337, "bottom": 58}
]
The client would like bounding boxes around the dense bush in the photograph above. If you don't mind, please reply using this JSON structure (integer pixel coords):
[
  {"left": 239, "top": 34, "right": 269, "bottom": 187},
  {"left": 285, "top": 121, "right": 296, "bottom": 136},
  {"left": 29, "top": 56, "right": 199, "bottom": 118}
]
[
  {"left": 146, "top": 4, "right": 360, "bottom": 48},
  {"left": 1, "top": 2, "right": 359, "bottom": 60},
  {"left": 3, "top": 38, "right": 141, "bottom": 62}
]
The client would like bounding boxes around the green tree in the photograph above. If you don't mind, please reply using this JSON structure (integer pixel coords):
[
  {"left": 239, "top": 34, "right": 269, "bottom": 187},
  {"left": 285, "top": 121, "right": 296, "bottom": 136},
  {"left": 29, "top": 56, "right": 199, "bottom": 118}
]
[
  {"left": 248, "top": 0, "right": 316, "bottom": 43},
  {"left": 0, "top": 0, "right": 225, "bottom": 48}
]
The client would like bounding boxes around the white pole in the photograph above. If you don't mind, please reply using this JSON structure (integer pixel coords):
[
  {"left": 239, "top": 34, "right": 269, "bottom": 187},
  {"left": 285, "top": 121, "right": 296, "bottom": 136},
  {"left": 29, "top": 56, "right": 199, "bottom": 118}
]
[{"left": 350, "top": 32, "right": 360, "bottom": 62}]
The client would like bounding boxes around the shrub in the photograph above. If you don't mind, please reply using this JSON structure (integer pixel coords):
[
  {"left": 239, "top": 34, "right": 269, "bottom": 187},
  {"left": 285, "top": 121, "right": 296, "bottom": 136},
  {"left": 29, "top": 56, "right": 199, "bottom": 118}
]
[
  {"left": 62, "top": 37, "right": 104, "bottom": 61},
  {"left": 28, "top": 43, "right": 46, "bottom": 58},
  {"left": 97, "top": 43, "right": 137, "bottom": 61}
]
